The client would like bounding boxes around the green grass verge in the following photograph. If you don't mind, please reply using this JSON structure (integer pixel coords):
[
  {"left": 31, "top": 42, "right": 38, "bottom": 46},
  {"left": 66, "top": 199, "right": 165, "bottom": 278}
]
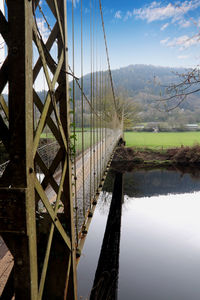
[{"left": 124, "top": 132, "right": 200, "bottom": 149}]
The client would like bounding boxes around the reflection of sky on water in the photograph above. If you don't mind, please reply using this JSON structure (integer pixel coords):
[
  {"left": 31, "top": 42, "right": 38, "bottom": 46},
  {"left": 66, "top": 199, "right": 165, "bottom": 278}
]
[
  {"left": 120, "top": 192, "right": 200, "bottom": 300},
  {"left": 78, "top": 170, "right": 200, "bottom": 300}
]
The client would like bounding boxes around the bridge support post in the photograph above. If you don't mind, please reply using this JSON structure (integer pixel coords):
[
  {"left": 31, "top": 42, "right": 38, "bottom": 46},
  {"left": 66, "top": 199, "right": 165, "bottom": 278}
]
[
  {"left": 0, "top": 0, "right": 38, "bottom": 299},
  {"left": 0, "top": 0, "right": 77, "bottom": 299}
]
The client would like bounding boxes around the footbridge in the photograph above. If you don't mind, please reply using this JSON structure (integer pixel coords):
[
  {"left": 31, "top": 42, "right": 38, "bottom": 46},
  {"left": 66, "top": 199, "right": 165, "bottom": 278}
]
[{"left": 0, "top": 1, "right": 123, "bottom": 299}]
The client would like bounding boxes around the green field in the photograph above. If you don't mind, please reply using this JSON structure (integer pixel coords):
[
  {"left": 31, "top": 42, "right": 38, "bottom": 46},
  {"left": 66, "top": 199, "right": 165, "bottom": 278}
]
[
  {"left": 41, "top": 131, "right": 98, "bottom": 154},
  {"left": 124, "top": 132, "right": 200, "bottom": 149}
]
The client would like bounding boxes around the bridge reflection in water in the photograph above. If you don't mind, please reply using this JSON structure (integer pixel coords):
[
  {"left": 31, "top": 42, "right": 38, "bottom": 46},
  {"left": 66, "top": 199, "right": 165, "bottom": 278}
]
[{"left": 90, "top": 173, "right": 123, "bottom": 300}]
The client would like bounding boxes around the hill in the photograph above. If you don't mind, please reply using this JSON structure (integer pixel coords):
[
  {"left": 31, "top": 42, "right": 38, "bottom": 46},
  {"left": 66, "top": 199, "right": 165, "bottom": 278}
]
[
  {"left": 74, "top": 64, "right": 200, "bottom": 125},
  {"left": 3, "top": 65, "right": 200, "bottom": 126}
]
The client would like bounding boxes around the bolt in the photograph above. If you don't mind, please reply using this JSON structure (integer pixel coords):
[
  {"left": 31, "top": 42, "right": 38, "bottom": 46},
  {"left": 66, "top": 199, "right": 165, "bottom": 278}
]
[
  {"left": 12, "top": 47, "right": 18, "bottom": 55},
  {"left": 29, "top": 167, "right": 33, "bottom": 173},
  {"left": 17, "top": 260, "right": 23, "bottom": 266}
]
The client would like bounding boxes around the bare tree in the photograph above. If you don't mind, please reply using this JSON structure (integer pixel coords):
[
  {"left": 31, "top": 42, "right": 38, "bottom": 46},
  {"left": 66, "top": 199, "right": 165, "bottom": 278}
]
[
  {"left": 157, "top": 66, "right": 200, "bottom": 112},
  {"left": 156, "top": 4, "right": 200, "bottom": 112}
]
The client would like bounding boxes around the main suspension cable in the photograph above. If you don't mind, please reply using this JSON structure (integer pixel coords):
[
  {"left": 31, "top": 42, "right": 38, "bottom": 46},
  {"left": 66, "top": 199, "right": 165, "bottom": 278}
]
[{"left": 99, "top": 0, "right": 118, "bottom": 113}]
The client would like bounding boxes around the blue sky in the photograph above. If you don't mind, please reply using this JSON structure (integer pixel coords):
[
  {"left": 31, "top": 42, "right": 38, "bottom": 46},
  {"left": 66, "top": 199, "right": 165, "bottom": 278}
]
[
  {"left": 101, "top": 0, "right": 200, "bottom": 70},
  {"left": 63, "top": 0, "right": 200, "bottom": 78},
  {"left": 1, "top": 0, "right": 200, "bottom": 90}
]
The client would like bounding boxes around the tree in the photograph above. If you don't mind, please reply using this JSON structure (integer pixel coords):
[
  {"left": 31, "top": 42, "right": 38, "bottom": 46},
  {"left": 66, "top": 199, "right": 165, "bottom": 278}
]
[
  {"left": 155, "top": 7, "right": 200, "bottom": 112},
  {"left": 157, "top": 67, "right": 200, "bottom": 112},
  {"left": 101, "top": 88, "right": 141, "bottom": 130},
  {"left": 116, "top": 90, "right": 141, "bottom": 130}
]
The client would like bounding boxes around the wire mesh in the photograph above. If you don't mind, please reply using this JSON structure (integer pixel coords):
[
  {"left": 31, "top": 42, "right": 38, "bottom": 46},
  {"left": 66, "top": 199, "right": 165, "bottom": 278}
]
[
  {"left": 0, "top": 0, "right": 123, "bottom": 248},
  {"left": 67, "top": 0, "right": 123, "bottom": 242}
]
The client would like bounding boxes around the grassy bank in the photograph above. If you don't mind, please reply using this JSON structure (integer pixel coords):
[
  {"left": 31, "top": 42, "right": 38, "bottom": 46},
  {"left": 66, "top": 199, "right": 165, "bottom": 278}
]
[{"left": 124, "top": 132, "right": 200, "bottom": 149}]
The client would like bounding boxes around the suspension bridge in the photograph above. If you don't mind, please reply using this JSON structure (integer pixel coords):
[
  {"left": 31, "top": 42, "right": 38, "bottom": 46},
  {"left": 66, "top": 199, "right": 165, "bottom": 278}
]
[{"left": 0, "top": 0, "right": 123, "bottom": 299}]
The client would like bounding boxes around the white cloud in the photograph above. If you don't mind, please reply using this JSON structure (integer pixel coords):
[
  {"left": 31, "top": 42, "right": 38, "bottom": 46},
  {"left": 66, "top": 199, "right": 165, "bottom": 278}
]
[
  {"left": 37, "top": 18, "right": 49, "bottom": 42},
  {"left": 133, "top": 1, "right": 200, "bottom": 23},
  {"left": 178, "top": 55, "right": 189, "bottom": 59},
  {"left": 161, "top": 23, "right": 169, "bottom": 31},
  {"left": 195, "top": 17, "right": 200, "bottom": 27},
  {"left": 167, "top": 34, "right": 200, "bottom": 49},
  {"left": 124, "top": 11, "right": 133, "bottom": 21},
  {"left": 115, "top": 10, "right": 122, "bottom": 19},
  {"left": 179, "top": 20, "right": 191, "bottom": 27},
  {"left": 0, "top": 37, "right": 5, "bottom": 67},
  {"left": 160, "top": 37, "right": 170, "bottom": 45}
]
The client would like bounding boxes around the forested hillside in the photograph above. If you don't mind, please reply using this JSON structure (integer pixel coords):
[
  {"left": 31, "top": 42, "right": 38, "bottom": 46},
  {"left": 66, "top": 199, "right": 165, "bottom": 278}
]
[
  {"left": 76, "top": 64, "right": 200, "bottom": 125},
  {"left": 3, "top": 65, "right": 199, "bottom": 125}
]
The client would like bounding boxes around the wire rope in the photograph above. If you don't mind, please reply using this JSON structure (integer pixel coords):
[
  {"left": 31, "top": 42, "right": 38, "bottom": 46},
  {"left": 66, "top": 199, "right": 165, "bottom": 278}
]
[
  {"left": 71, "top": 0, "right": 78, "bottom": 243},
  {"left": 95, "top": 2, "right": 99, "bottom": 190},
  {"left": 98, "top": 0, "right": 118, "bottom": 113},
  {"left": 81, "top": 0, "right": 85, "bottom": 218},
  {"left": 92, "top": 0, "right": 96, "bottom": 196},
  {"left": 89, "top": 0, "right": 93, "bottom": 209}
]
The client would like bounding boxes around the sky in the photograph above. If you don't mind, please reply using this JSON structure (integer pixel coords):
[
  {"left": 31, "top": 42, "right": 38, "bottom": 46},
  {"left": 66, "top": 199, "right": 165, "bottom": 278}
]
[
  {"left": 101, "top": 0, "right": 200, "bottom": 70},
  {"left": 1, "top": 0, "right": 200, "bottom": 90},
  {"left": 66, "top": 0, "right": 200, "bottom": 77}
]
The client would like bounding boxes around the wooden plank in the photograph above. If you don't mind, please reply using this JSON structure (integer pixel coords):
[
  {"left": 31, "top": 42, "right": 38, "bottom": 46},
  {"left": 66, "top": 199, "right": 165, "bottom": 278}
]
[{"left": 0, "top": 252, "right": 14, "bottom": 298}]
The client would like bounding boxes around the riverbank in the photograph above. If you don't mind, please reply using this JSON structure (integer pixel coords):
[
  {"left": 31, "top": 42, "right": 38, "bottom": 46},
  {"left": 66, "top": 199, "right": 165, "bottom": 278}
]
[{"left": 112, "top": 145, "right": 200, "bottom": 170}]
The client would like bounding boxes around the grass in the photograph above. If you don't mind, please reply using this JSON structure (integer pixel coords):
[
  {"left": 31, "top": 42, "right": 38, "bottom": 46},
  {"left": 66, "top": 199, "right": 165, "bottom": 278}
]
[
  {"left": 40, "top": 131, "right": 99, "bottom": 154},
  {"left": 124, "top": 131, "right": 200, "bottom": 149}
]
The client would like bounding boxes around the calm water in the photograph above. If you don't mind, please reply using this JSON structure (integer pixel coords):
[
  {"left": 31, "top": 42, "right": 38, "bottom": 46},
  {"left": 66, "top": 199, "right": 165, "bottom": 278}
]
[{"left": 78, "top": 169, "right": 200, "bottom": 300}]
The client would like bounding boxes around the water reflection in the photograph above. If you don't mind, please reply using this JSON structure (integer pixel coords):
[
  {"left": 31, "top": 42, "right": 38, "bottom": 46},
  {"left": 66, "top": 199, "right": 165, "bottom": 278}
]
[
  {"left": 90, "top": 173, "right": 123, "bottom": 300},
  {"left": 78, "top": 169, "right": 200, "bottom": 300},
  {"left": 124, "top": 169, "right": 200, "bottom": 197},
  {"left": 119, "top": 191, "right": 200, "bottom": 300}
]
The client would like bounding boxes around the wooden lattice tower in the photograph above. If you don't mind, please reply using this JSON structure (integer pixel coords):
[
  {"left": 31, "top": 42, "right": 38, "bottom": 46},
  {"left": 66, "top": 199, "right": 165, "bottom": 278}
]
[{"left": 0, "top": 1, "right": 77, "bottom": 299}]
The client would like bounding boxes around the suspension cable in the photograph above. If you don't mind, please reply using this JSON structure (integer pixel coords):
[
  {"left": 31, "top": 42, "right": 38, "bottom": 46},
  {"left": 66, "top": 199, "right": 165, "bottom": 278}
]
[
  {"left": 81, "top": 0, "right": 85, "bottom": 218},
  {"left": 99, "top": 0, "right": 118, "bottom": 113},
  {"left": 92, "top": 0, "right": 96, "bottom": 197},
  {"left": 35, "top": 2, "right": 103, "bottom": 120},
  {"left": 72, "top": 0, "right": 78, "bottom": 243},
  {"left": 89, "top": 0, "right": 93, "bottom": 208}
]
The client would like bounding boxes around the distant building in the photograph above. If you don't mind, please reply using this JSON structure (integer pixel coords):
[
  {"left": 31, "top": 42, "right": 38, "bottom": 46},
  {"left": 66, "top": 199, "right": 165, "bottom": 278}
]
[
  {"left": 132, "top": 125, "right": 144, "bottom": 131},
  {"left": 185, "top": 124, "right": 199, "bottom": 131}
]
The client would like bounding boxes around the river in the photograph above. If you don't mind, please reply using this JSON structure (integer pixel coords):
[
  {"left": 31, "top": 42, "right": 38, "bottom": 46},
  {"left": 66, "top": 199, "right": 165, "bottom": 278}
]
[{"left": 77, "top": 168, "right": 200, "bottom": 300}]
